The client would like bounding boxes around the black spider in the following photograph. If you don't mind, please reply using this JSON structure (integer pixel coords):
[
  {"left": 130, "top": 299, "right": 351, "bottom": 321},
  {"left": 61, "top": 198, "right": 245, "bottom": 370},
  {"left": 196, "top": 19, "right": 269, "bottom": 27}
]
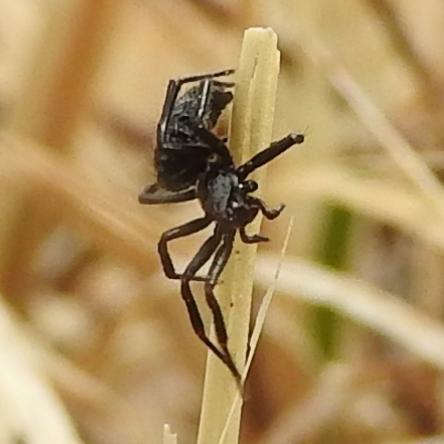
[{"left": 139, "top": 69, "right": 304, "bottom": 385}]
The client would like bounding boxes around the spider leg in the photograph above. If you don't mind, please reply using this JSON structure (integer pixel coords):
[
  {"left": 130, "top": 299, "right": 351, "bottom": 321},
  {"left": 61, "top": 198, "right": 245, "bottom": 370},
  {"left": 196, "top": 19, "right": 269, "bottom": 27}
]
[
  {"left": 195, "top": 77, "right": 234, "bottom": 124},
  {"left": 239, "top": 227, "right": 269, "bottom": 244},
  {"left": 203, "top": 230, "right": 242, "bottom": 384},
  {"left": 138, "top": 183, "right": 196, "bottom": 204},
  {"left": 174, "top": 69, "right": 235, "bottom": 84},
  {"left": 211, "top": 80, "right": 235, "bottom": 88},
  {"left": 158, "top": 216, "right": 212, "bottom": 282},
  {"left": 237, "top": 199, "right": 285, "bottom": 244},
  {"left": 254, "top": 198, "right": 285, "bottom": 220},
  {"left": 197, "top": 79, "right": 212, "bottom": 122},
  {"left": 181, "top": 119, "right": 233, "bottom": 163},
  {"left": 236, "top": 132, "right": 305, "bottom": 179},
  {"left": 180, "top": 230, "right": 234, "bottom": 366}
]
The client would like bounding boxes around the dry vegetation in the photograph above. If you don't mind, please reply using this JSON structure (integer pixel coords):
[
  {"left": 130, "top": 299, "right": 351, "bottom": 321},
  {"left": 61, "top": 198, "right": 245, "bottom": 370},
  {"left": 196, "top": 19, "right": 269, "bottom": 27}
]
[{"left": 1, "top": 1, "right": 444, "bottom": 443}]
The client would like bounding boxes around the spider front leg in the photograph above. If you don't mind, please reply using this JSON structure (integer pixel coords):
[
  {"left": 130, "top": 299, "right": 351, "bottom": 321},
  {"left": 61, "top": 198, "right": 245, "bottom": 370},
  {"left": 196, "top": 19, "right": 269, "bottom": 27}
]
[
  {"left": 180, "top": 229, "right": 241, "bottom": 384},
  {"left": 158, "top": 216, "right": 212, "bottom": 281},
  {"left": 236, "top": 132, "right": 305, "bottom": 179}
]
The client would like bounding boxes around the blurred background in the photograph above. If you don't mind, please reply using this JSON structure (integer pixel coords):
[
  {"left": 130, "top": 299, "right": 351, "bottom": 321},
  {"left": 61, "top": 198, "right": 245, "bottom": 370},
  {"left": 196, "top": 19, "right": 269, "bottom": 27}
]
[{"left": 1, "top": 1, "right": 444, "bottom": 443}]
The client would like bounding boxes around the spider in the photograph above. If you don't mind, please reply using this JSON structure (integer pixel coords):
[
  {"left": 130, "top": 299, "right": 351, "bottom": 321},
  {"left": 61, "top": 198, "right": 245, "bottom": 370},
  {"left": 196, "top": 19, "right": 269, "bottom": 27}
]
[{"left": 139, "top": 69, "right": 304, "bottom": 385}]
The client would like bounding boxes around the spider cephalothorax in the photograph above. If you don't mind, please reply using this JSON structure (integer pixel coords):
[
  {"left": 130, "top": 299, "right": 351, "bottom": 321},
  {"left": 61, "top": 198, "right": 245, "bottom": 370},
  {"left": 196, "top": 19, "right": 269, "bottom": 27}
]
[{"left": 139, "top": 69, "right": 304, "bottom": 385}]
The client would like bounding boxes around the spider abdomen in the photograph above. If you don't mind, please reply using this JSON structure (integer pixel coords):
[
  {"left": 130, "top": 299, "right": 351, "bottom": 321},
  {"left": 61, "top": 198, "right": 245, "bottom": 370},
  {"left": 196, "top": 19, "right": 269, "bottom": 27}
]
[{"left": 155, "top": 146, "right": 209, "bottom": 191}]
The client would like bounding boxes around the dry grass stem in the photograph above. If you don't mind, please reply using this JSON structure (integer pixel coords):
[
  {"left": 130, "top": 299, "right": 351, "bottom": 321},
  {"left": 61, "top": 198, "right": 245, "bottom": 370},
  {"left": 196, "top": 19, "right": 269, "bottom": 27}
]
[
  {"left": 218, "top": 218, "right": 294, "bottom": 444},
  {"left": 197, "top": 27, "right": 280, "bottom": 444}
]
